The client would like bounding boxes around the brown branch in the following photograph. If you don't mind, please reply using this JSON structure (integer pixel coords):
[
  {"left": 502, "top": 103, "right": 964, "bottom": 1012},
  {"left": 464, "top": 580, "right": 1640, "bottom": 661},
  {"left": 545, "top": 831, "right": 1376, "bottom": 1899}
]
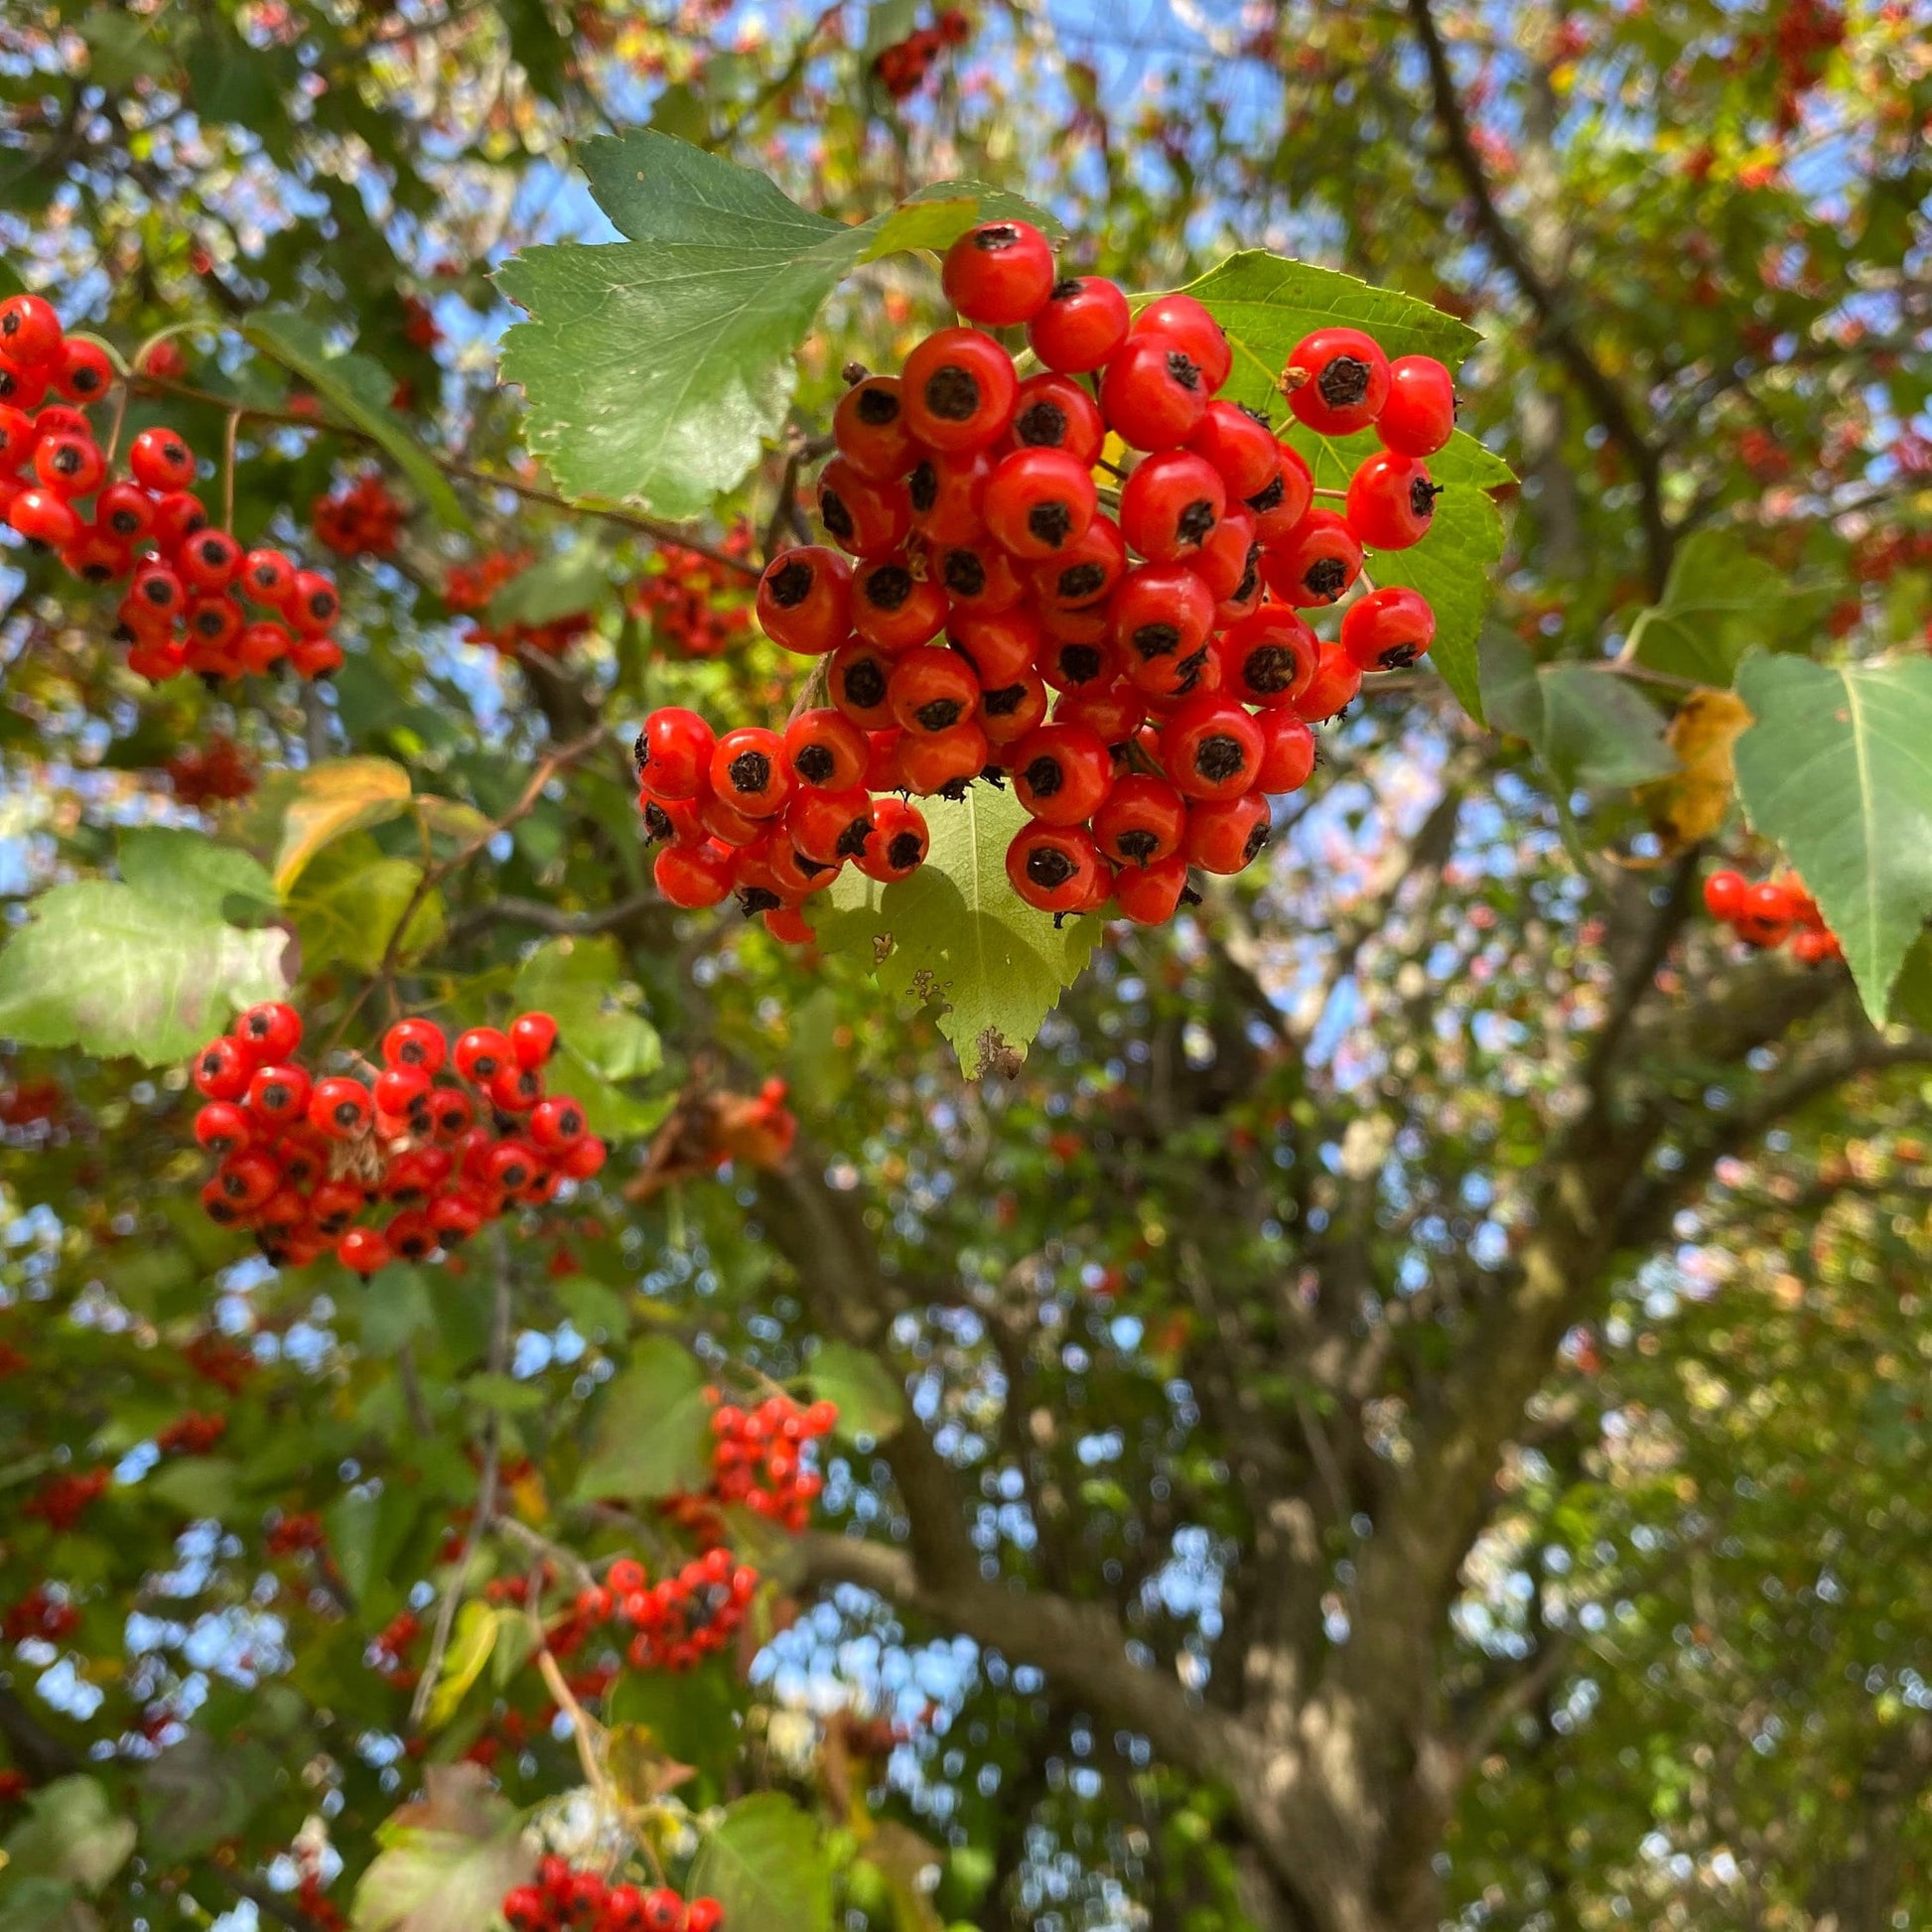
[{"left": 442, "top": 889, "right": 665, "bottom": 949}]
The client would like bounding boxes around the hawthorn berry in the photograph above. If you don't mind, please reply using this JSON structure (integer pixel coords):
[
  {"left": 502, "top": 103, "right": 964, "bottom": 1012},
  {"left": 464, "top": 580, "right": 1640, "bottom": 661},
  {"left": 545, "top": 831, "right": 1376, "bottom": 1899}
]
[
  {"left": 783, "top": 708, "right": 870, "bottom": 790},
  {"left": 129, "top": 427, "right": 197, "bottom": 491},
  {"left": 1345, "top": 450, "right": 1439, "bottom": 550},
  {"left": 1293, "top": 641, "right": 1363, "bottom": 722},
  {"left": 1007, "top": 822, "right": 1107, "bottom": 914},
  {"left": 710, "top": 726, "right": 793, "bottom": 817},
  {"left": 816, "top": 456, "right": 911, "bottom": 558},
  {"left": 1284, "top": 326, "right": 1390, "bottom": 435},
  {"left": 235, "top": 1000, "right": 303, "bottom": 1062},
  {"left": 1111, "top": 852, "right": 1190, "bottom": 924},
  {"left": 1378, "top": 353, "right": 1456, "bottom": 457},
  {"left": 0, "top": 294, "right": 62, "bottom": 368},
  {"left": 1161, "top": 694, "right": 1264, "bottom": 800},
  {"left": 1008, "top": 372, "right": 1107, "bottom": 466},
  {"left": 1703, "top": 870, "right": 1748, "bottom": 921},
  {"left": 1340, "top": 586, "right": 1436, "bottom": 671},
  {"left": 941, "top": 219, "right": 1056, "bottom": 326},
  {"left": 894, "top": 719, "right": 989, "bottom": 794},
  {"left": 982, "top": 447, "right": 1096, "bottom": 561},
  {"left": 978, "top": 669, "right": 1049, "bottom": 744},
  {"left": 832, "top": 374, "right": 917, "bottom": 482},
  {"left": 935, "top": 536, "right": 1025, "bottom": 614},
  {"left": 900, "top": 327, "right": 1018, "bottom": 453},
  {"left": 1262, "top": 509, "right": 1363, "bottom": 608},
  {"left": 654, "top": 840, "right": 737, "bottom": 908},
  {"left": 510, "top": 1012, "right": 558, "bottom": 1068},
  {"left": 786, "top": 786, "right": 875, "bottom": 866},
  {"left": 53, "top": 338, "right": 112, "bottom": 403},
  {"left": 1218, "top": 606, "right": 1318, "bottom": 706},
  {"left": 850, "top": 554, "right": 948, "bottom": 651},
  {"left": 1099, "top": 335, "right": 1208, "bottom": 450},
  {"left": 906, "top": 449, "right": 992, "bottom": 545},
  {"left": 383, "top": 1017, "right": 448, "bottom": 1073},
  {"left": 453, "top": 1027, "right": 514, "bottom": 1083},
  {"left": 1032, "top": 513, "right": 1127, "bottom": 612},
  {"left": 828, "top": 639, "right": 897, "bottom": 730},
  {"left": 634, "top": 708, "right": 716, "bottom": 801},
  {"left": 757, "top": 545, "right": 852, "bottom": 655},
  {"left": 1119, "top": 449, "right": 1226, "bottom": 562},
  {"left": 888, "top": 646, "right": 980, "bottom": 735},
  {"left": 1011, "top": 722, "right": 1114, "bottom": 826},
  {"left": 309, "top": 1077, "right": 373, "bottom": 1139},
  {"left": 1026, "top": 274, "right": 1131, "bottom": 372},
  {"left": 1093, "top": 773, "right": 1187, "bottom": 866}
]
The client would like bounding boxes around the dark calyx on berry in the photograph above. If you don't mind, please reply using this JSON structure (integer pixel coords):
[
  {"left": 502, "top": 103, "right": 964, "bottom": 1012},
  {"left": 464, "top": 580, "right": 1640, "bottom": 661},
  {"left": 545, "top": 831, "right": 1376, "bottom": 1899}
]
[
  {"left": 1244, "top": 644, "right": 1297, "bottom": 692},
  {"left": 972, "top": 222, "right": 1025, "bottom": 253},
  {"left": 1060, "top": 644, "right": 1103, "bottom": 683},
  {"left": 1243, "top": 820, "right": 1272, "bottom": 863},
  {"left": 1132, "top": 621, "right": 1179, "bottom": 659},
  {"left": 1410, "top": 478, "right": 1443, "bottom": 517},
  {"left": 908, "top": 462, "right": 938, "bottom": 511},
  {"left": 1116, "top": 829, "right": 1158, "bottom": 863},
  {"left": 888, "top": 830, "right": 924, "bottom": 869},
  {"left": 1246, "top": 475, "right": 1285, "bottom": 513},
  {"left": 841, "top": 659, "right": 887, "bottom": 706},
  {"left": 766, "top": 558, "right": 814, "bottom": 606},
  {"left": 855, "top": 385, "right": 898, "bottom": 424},
  {"left": 1165, "top": 349, "right": 1203, "bottom": 391},
  {"left": 864, "top": 564, "right": 912, "bottom": 610},
  {"left": 642, "top": 801, "right": 673, "bottom": 841},
  {"left": 1194, "top": 735, "right": 1247, "bottom": 783},
  {"left": 737, "top": 886, "right": 782, "bottom": 914},
  {"left": 913, "top": 697, "right": 964, "bottom": 731},
  {"left": 1027, "top": 846, "right": 1076, "bottom": 888},
  {"left": 1028, "top": 501, "right": 1072, "bottom": 548},
  {"left": 727, "top": 750, "right": 772, "bottom": 794},
  {"left": 1055, "top": 561, "right": 1107, "bottom": 601},
  {"left": 1024, "top": 756, "right": 1065, "bottom": 798},
  {"left": 1305, "top": 557, "right": 1349, "bottom": 599},
  {"left": 922, "top": 365, "right": 982, "bottom": 422},
  {"left": 941, "top": 549, "right": 986, "bottom": 596},
  {"left": 819, "top": 488, "right": 855, "bottom": 540},
  {"left": 1176, "top": 497, "right": 1217, "bottom": 544},
  {"left": 794, "top": 745, "right": 835, "bottom": 783},
  {"left": 1015, "top": 400, "right": 1068, "bottom": 446},
  {"left": 1317, "top": 354, "right": 1372, "bottom": 408},
  {"left": 983, "top": 682, "right": 1028, "bottom": 715},
  {"left": 835, "top": 819, "right": 874, "bottom": 858}
]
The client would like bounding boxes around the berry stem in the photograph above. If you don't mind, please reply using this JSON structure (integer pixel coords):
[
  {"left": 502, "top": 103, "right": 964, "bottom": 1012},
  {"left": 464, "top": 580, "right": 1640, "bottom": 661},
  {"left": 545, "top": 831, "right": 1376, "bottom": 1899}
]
[{"left": 220, "top": 407, "right": 242, "bottom": 530}]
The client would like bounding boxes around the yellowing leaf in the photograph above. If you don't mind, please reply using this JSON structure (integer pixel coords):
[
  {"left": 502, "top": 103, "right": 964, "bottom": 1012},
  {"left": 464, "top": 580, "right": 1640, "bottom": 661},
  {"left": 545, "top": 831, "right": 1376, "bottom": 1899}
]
[
  {"left": 426, "top": 1601, "right": 499, "bottom": 1730},
  {"left": 1640, "top": 688, "right": 1752, "bottom": 849},
  {"left": 270, "top": 758, "right": 415, "bottom": 895}
]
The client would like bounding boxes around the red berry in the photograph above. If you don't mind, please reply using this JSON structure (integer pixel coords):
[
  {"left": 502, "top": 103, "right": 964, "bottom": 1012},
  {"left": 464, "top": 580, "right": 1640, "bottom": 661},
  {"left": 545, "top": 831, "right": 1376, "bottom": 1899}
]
[
  {"left": 63, "top": 526, "right": 130, "bottom": 585},
  {"left": 195, "top": 1101, "right": 254, "bottom": 1156},
  {"left": 941, "top": 219, "right": 1056, "bottom": 326},
  {"left": 633, "top": 709, "right": 716, "bottom": 801},
  {"left": 832, "top": 375, "right": 917, "bottom": 482},
  {"left": 246, "top": 1062, "right": 313, "bottom": 1128},
  {"left": 1339, "top": 586, "right": 1436, "bottom": 671},
  {"left": 1098, "top": 335, "right": 1208, "bottom": 450},
  {"left": 32, "top": 430, "right": 103, "bottom": 498},
  {"left": 289, "top": 634, "right": 344, "bottom": 680},
  {"left": 786, "top": 786, "right": 875, "bottom": 867},
  {"left": 383, "top": 1018, "right": 447, "bottom": 1073},
  {"left": 7, "top": 486, "right": 78, "bottom": 549},
  {"left": 217, "top": 1149, "right": 282, "bottom": 1211},
  {"left": 510, "top": 1012, "right": 558, "bottom": 1069},
  {"left": 1263, "top": 509, "right": 1362, "bottom": 608},
  {"left": 289, "top": 570, "right": 341, "bottom": 635},
  {"left": 983, "top": 447, "right": 1096, "bottom": 561},
  {"left": 0, "top": 294, "right": 62, "bottom": 368},
  {"left": 373, "top": 1064, "right": 433, "bottom": 1119},
  {"left": 193, "top": 1036, "right": 251, "bottom": 1102},
  {"left": 828, "top": 638, "right": 897, "bottom": 730},
  {"left": 95, "top": 481, "right": 155, "bottom": 544},
  {"left": 1197, "top": 509, "right": 1262, "bottom": 609},
  {"left": 1031, "top": 513, "right": 1127, "bottom": 612},
  {"left": 309, "top": 1075, "right": 374, "bottom": 1140},
  {"left": 487, "top": 1061, "right": 545, "bottom": 1114},
  {"left": 893, "top": 719, "right": 989, "bottom": 794},
  {"left": 1187, "top": 400, "right": 1280, "bottom": 498},
  {"left": 1703, "top": 870, "right": 1748, "bottom": 921},
  {"left": 1093, "top": 773, "right": 1187, "bottom": 867},
  {"left": 950, "top": 607, "right": 1040, "bottom": 686},
  {"left": 1026, "top": 275, "right": 1131, "bottom": 372},
  {"left": 1218, "top": 606, "right": 1317, "bottom": 706},
  {"left": 1245, "top": 441, "right": 1315, "bottom": 542},
  {"left": 1007, "top": 372, "right": 1106, "bottom": 466},
  {"left": 0, "top": 403, "right": 39, "bottom": 471},
  {"left": 900, "top": 327, "right": 1018, "bottom": 453},
  {"left": 856, "top": 798, "right": 930, "bottom": 882},
  {"left": 850, "top": 554, "right": 948, "bottom": 651},
  {"left": 1378, "top": 354, "right": 1456, "bottom": 458},
  {"left": 239, "top": 547, "right": 298, "bottom": 607},
  {"left": 234, "top": 1000, "right": 303, "bottom": 1061},
  {"left": 128, "top": 427, "right": 197, "bottom": 491},
  {"left": 338, "top": 1227, "right": 391, "bottom": 1276},
  {"left": 53, "top": 338, "right": 112, "bottom": 404},
  {"left": 978, "top": 669, "right": 1049, "bottom": 745},
  {"left": 1131, "top": 292, "right": 1231, "bottom": 390},
  {"left": 149, "top": 489, "right": 210, "bottom": 555},
  {"left": 907, "top": 449, "right": 992, "bottom": 546},
  {"left": 933, "top": 536, "right": 1025, "bottom": 614},
  {"left": 783, "top": 708, "right": 870, "bottom": 791},
  {"left": 711, "top": 727, "right": 793, "bottom": 818},
  {"left": 561, "top": 1134, "right": 607, "bottom": 1178},
  {"left": 528, "top": 1096, "right": 586, "bottom": 1151},
  {"left": 816, "top": 456, "right": 910, "bottom": 558},
  {"left": 1292, "top": 642, "right": 1363, "bottom": 723},
  {"left": 1054, "top": 679, "right": 1146, "bottom": 745},
  {"left": 453, "top": 1027, "right": 514, "bottom": 1084},
  {"left": 654, "top": 838, "right": 737, "bottom": 908},
  {"left": 0, "top": 359, "right": 48, "bottom": 410},
  {"left": 1111, "top": 852, "right": 1190, "bottom": 924},
  {"left": 1345, "top": 450, "right": 1439, "bottom": 551},
  {"left": 1184, "top": 790, "right": 1272, "bottom": 872},
  {"left": 1285, "top": 326, "right": 1390, "bottom": 435},
  {"left": 1119, "top": 449, "right": 1225, "bottom": 563},
  {"left": 1160, "top": 694, "right": 1264, "bottom": 801},
  {"left": 1011, "top": 722, "right": 1114, "bottom": 825},
  {"left": 185, "top": 596, "right": 243, "bottom": 653},
  {"left": 888, "top": 646, "right": 980, "bottom": 736},
  {"left": 1007, "top": 821, "right": 1106, "bottom": 913},
  {"left": 1110, "top": 563, "right": 1215, "bottom": 693},
  {"left": 179, "top": 528, "right": 241, "bottom": 594}
]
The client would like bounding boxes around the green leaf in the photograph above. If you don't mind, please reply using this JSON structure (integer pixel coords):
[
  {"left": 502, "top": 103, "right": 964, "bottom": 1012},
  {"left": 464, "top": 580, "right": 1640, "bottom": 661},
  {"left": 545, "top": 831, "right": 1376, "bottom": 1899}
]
[
  {"left": 262, "top": 758, "right": 416, "bottom": 896},
  {"left": 2, "top": 1778, "right": 136, "bottom": 1894},
  {"left": 607, "top": 1655, "right": 744, "bottom": 1778},
  {"left": 1477, "top": 628, "right": 1544, "bottom": 742},
  {"left": 118, "top": 828, "right": 277, "bottom": 922},
  {"left": 243, "top": 311, "right": 469, "bottom": 530},
  {"left": 806, "top": 1341, "right": 903, "bottom": 1443},
  {"left": 426, "top": 1601, "right": 499, "bottom": 1730},
  {"left": 352, "top": 1765, "right": 533, "bottom": 1932},
  {"left": 484, "top": 544, "right": 609, "bottom": 626},
  {"left": 573, "top": 1336, "right": 713, "bottom": 1502},
  {"left": 287, "top": 835, "right": 443, "bottom": 973},
  {"left": 0, "top": 1877, "right": 96, "bottom": 1932},
  {"left": 1733, "top": 653, "right": 1932, "bottom": 1022},
  {"left": 1180, "top": 252, "right": 1506, "bottom": 722},
  {"left": 139, "top": 1730, "right": 274, "bottom": 1860},
  {"left": 497, "top": 132, "right": 1050, "bottom": 517},
  {"left": 1891, "top": 929, "right": 1932, "bottom": 1032},
  {"left": 146, "top": 1456, "right": 240, "bottom": 1520},
  {"left": 1624, "top": 527, "right": 1834, "bottom": 687},
  {"left": 815, "top": 783, "right": 1102, "bottom": 1078},
  {"left": 328, "top": 1486, "right": 424, "bottom": 1607},
  {"left": 686, "top": 1795, "right": 833, "bottom": 1932},
  {"left": 1535, "top": 664, "right": 1679, "bottom": 792},
  {"left": 0, "top": 877, "right": 291, "bottom": 1066},
  {"left": 512, "top": 937, "right": 660, "bottom": 1081}
]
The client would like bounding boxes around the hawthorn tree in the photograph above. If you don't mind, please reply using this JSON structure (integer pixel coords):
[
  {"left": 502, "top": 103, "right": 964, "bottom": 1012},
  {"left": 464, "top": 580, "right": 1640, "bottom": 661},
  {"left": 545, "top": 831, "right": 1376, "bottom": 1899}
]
[{"left": 1, "top": 4, "right": 1929, "bottom": 1932}]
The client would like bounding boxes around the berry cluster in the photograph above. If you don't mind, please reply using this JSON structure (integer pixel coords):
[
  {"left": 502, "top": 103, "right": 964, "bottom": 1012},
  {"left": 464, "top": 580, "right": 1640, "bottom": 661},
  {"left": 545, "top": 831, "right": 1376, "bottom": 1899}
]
[
  {"left": 705, "top": 1391, "right": 835, "bottom": 1529},
  {"left": 873, "top": 6, "right": 971, "bottom": 97},
  {"left": 638, "top": 219, "right": 1453, "bottom": 933},
  {"left": 312, "top": 473, "right": 405, "bottom": 557},
  {"left": 628, "top": 529, "right": 756, "bottom": 658},
  {"left": 23, "top": 1468, "right": 109, "bottom": 1533},
  {"left": 1703, "top": 871, "right": 1843, "bottom": 963},
  {"left": 164, "top": 733, "right": 256, "bottom": 807},
  {"left": 188, "top": 1002, "right": 609, "bottom": 1274},
  {"left": 0, "top": 294, "right": 345, "bottom": 684},
  {"left": 502, "top": 1860, "right": 723, "bottom": 1932},
  {"left": 571, "top": 1548, "right": 759, "bottom": 1673},
  {"left": 265, "top": 1509, "right": 328, "bottom": 1558},
  {"left": 155, "top": 1412, "right": 227, "bottom": 1454},
  {"left": 443, "top": 548, "right": 594, "bottom": 658},
  {"left": 3, "top": 1587, "right": 80, "bottom": 1645}
]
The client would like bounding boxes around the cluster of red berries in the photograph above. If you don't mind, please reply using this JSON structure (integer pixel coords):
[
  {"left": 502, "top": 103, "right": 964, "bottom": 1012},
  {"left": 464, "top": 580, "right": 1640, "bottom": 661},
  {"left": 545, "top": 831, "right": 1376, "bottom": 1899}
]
[
  {"left": 1703, "top": 871, "right": 1843, "bottom": 963},
  {"left": 571, "top": 1548, "right": 759, "bottom": 1674},
  {"left": 638, "top": 218, "right": 1455, "bottom": 931},
  {"left": 502, "top": 1860, "right": 722, "bottom": 1932},
  {"left": 183, "top": 1330, "right": 257, "bottom": 1392},
  {"left": 873, "top": 6, "right": 971, "bottom": 97},
  {"left": 703, "top": 1391, "right": 835, "bottom": 1530},
  {"left": 443, "top": 548, "right": 595, "bottom": 658},
  {"left": 265, "top": 1509, "right": 329, "bottom": 1558},
  {"left": 3, "top": 1587, "right": 81, "bottom": 1645},
  {"left": 155, "top": 1412, "right": 227, "bottom": 1454},
  {"left": 0, "top": 294, "right": 345, "bottom": 684},
  {"left": 23, "top": 1467, "right": 109, "bottom": 1533},
  {"left": 164, "top": 733, "right": 256, "bottom": 807},
  {"left": 628, "top": 530, "right": 756, "bottom": 658},
  {"left": 188, "top": 1002, "right": 610, "bottom": 1275},
  {"left": 312, "top": 473, "right": 406, "bottom": 557}
]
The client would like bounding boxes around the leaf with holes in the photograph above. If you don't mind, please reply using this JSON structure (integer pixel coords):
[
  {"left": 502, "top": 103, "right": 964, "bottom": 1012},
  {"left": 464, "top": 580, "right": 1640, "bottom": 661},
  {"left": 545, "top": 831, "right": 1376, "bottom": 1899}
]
[
  {"left": 1178, "top": 254, "right": 1507, "bottom": 723},
  {"left": 1733, "top": 653, "right": 1932, "bottom": 1023},
  {"left": 815, "top": 783, "right": 1101, "bottom": 1079},
  {"left": 496, "top": 131, "right": 1050, "bottom": 517}
]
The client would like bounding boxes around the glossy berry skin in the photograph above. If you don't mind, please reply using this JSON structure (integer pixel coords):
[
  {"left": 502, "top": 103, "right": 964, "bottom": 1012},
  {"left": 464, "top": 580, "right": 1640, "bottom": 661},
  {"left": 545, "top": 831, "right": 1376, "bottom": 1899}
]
[
  {"left": 338, "top": 1227, "right": 391, "bottom": 1277},
  {"left": 95, "top": 481, "right": 154, "bottom": 544},
  {"left": 129, "top": 427, "right": 198, "bottom": 491},
  {"left": 1218, "top": 606, "right": 1318, "bottom": 707},
  {"left": 1055, "top": 680, "right": 1146, "bottom": 746},
  {"left": 33, "top": 431, "right": 103, "bottom": 498},
  {"left": 1285, "top": 327, "right": 1391, "bottom": 435},
  {"left": 510, "top": 1012, "right": 558, "bottom": 1069},
  {"left": 1032, "top": 513, "right": 1127, "bottom": 612},
  {"left": 1110, "top": 563, "right": 1216, "bottom": 688},
  {"left": 1027, "top": 275, "right": 1131, "bottom": 372},
  {"left": 528, "top": 1097, "right": 586, "bottom": 1152},
  {"left": 710, "top": 726, "right": 793, "bottom": 817},
  {"left": 150, "top": 489, "right": 209, "bottom": 555},
  {"left": 900, "top": 327, "right": 1018, "bottom": 453},
  {"left": 1378, "top": 354, "right": 1456, "bottom": 457},
  {"left": 7, "top": 486, "right": 79, "bottom": 549},
  {"left": 978, "top": 670, "right": 1049, "bottom": 745},
  {"left": 0, "top": 403, "right": 38, "bottom": 471},
  {"left": 193, "top": 1036, "right": 251, "bottom": 1102},
  {"left": 856, "top": 797, "right": 929, "bottom": 882},
  {"left": 850, "top": 555, "right": 948, "bottom": 651},
  {"left": 832, "top": 375, "right": 917, "bottom": 482},
  {"left": 1184, "top": 791, "right": 1273, "bottom": 874},
  {"left": 1035, "top": 625, "right": 1117, "bottom": 695},
  {"left": 1011, "top": 722, "right": 1114, "bottom": 826},
  {"left": 383, "top": 1018, "right": 447, "bottom": 1074},
  {"left": 1187, "top": 400, "right": 1280, "bottom": 499},
  {"left": 1245, "top": 441, "right": 1315, "bottom": 543},
  {"left": 130, "top": 561, "right": 187, "bottom": 621},
  {"left": 246, "top": 1062, "right": 313, "bottom": 1128},
  {"left": 786, "top": 784, "right": 875, "bottom": 867},
  {"left": 1198, "top": 510, "right": 1261, "bottom": 609},
  {"left": 1293, "top": 641, "right": 1364, "bottom": 722},
  {"left": 1161, "top": 695, "right": 1264, "bottom": 801},
  {"left": 947, "top": 608, "right": 1036, "bottom": 688},
  {"left": 1256, "top": 708, "right": 1319, "bottom": 790},
  {"left": 1007, "top": 373, "right": 1107, "bottom": 467},
  {"left": 815, "top": 456, "right": 911, "bottom": 558},
  {"left": 240, "top": 547, "right": 297, "bottom": 608},
  {"left": 783, "top": 708, "right": 870, "bottom": 791},
  {"left": 941, "top": 219, "right": 1056, "bottom": 326},
  {"left": 1131, "top": 293, "right": 1233, "bottom": 391},
  {"left": 828, "top": 638, "right": 897, "bottom": 730},
  {"left": 309, "top": 1075, "right": 374, "bottom": 1140},
  {"left": 893, "top": 719, "right": 988, "bottom": 795},
  {"left": 195, "top": 1102, "right": 254, "bottom": 1156},
  {"left": 982, "top": 447, "right": 1096, "bottom": 561},
  {"left": 1340, "top": 585, "right": 1436, "bottom": 671},
  {"left": 1112, "top": 852, "right": 1190, "bottom": 925},
  {"left": 1093, "top": 773, "right": 1187, "bottom": 866},
  {"left": 906, "top": 450, "right": 991, "bottom": 546},
  {"left": 1345, "top": 450, "right": 1439, "bottom": 550},
  {"left": 0, "top": 294, "right": 62, "bottom": 368},
  {"left": 654, "top": 838, "right": 736, "bottom": 908},
  {"left": 53, "top": 338, "right": 112, "bottom": 403},
  {"left": 289, "top": 570, "right": 340, "bottom": 636},
  {"left": 453, "top": 1027, "right": 514, "bottom": 1084},
  {"left": 934, "top": 536, "right": 1025, "bottom": 615},
  {"left": 1119, "top": 450, "right": 1226, "bottom": 563},
  {"left": 634, "top": 708, "right": 715, "bottom": 801},
  {"left": 757, "top": 544, "right": 852, "bottom": 655},
  {"left": 1262, "top": 509, "right": 1363, "bottom": 607},
  {"left": 180, "top": 529, "right": 242, "bottom": 594},
  {"left": 888, "top": 646, "right": 979, "bottom": 735},
  {"left": 1099, "top": 336, "right": 1209, "bottom": 450},
  {"left": 1007, "top": 821, "right": 1106, "bottom": 914},
  {"left": 235, "top": 1001, "right": 303, "bottom": 1062},
  {"left": 1703, "top": 870, "right": 1748, "bottom": 921}
]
